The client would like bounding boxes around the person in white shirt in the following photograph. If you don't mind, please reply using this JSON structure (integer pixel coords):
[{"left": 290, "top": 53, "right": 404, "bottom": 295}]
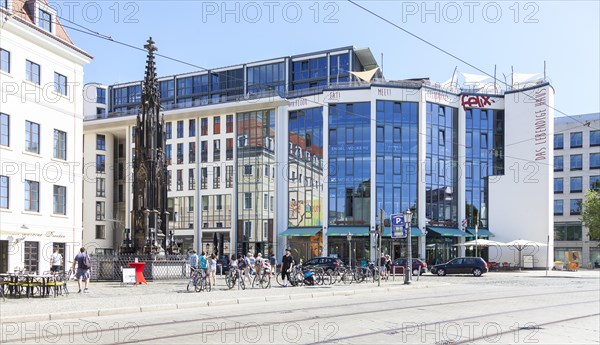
[
  {"left": 208, "top": 254, "right": 217, "bottom": 286},
  {"left": 50, "top": 247, "right": 63, "bottom": 273}
]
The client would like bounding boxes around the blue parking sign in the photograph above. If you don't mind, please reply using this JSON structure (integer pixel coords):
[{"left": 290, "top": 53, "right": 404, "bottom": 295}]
[{"left": 390, "top": 214, "right": 407, "bottom": 238}]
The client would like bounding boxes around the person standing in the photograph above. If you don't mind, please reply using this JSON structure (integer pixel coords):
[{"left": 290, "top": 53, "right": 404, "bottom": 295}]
[
  {"left": 72, "top": 247, "right": 91, "bottom": 293},
  {"left": 199, "top": 252, "right": 208, "bottom": 274},
  {"left": 208, "top": 254, "right": 217, "bottom": 286},
  {"left": 269, "top": 252, "right": 278, "bottom": 276},
  {"left": 189, "top": 250, "right": 199, "bottom": 276},
  {"left": 281, "top": 248, "right": 294, "bottom": 287},
  {"left": 50, "top": 247, "right": 63, "bottom": 274},
  {"left": 244, "top": 253, "right": 254, "bottom": 286}
]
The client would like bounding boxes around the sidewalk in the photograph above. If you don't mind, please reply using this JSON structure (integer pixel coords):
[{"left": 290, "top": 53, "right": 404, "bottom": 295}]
[{"left": 0, "top": 275, "right": 446, "bottom": 323}]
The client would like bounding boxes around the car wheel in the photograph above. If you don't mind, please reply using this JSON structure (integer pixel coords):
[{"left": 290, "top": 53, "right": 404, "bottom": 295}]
[
  {"left": 473, "top": 268, "right": 483, "bottom": 277},
  {"left": 437, "top": 268, "right": 446, "bottom": 276}
]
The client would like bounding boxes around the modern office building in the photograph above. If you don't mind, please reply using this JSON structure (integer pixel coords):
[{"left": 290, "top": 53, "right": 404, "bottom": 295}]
[
  {"left": 83, "top": 46, "right": 554, "bottom": 268},
  {"left": 0, "top": 0, "right": 92, "bottom": 272},
  {"left": 553, "top": 113, "right": 600, "bottom": 268}
]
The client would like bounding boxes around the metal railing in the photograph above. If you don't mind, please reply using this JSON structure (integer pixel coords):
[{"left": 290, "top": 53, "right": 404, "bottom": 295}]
[{"left": 90, "top": 254, "right": 190, "bottom": 281}]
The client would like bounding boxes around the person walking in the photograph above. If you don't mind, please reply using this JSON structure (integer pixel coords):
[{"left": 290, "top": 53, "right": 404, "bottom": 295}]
[
  {"left": 244, "top": 253, "right": 254, "bottom": 286},
  {"left": 379, "top": 252, "right": 386, "bottom": 279},
  {"left": 50, "top": 247, "right": 63, "bottom": 274},
  {"left": 72, "top": 247, "right": 91, "bottom": 293},
  {"left": 269, "top": 252, "right": 278, "bottom": 276},
  {"left": 281, "top": 248, "right": 294, "bottom": 287},
  {"left": 208, "top": 254, "right": 217, "bottom": 286},
  {"left": 199, "top": 252, "right": 208, "bottom": 274},
  {"left": 385, "top": 255, "right": 392, "bottom": 280}
]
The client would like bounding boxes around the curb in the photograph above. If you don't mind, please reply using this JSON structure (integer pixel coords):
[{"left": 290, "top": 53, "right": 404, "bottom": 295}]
[{"left": 1, "top": 282, "right": 440, "bottom": 324}]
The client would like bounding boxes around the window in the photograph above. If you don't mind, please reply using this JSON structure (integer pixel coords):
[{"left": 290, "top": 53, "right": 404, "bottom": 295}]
[
  {"left": 480, "top": 133, "right": 487, "bottom": 149},
  {"left": 1, "top": 113, "right": 9, "bottom": 147},
  {"left": 24, "top": 242, "right": 39, "bottom": 273},
  {"left": 118, "top": 163, "right": 124, "bottom": 180},
  {"left": 96, "top": 134, "right": 106, "bottom": 150},
  {"left": 96, "top": 178, "right": 105, "bottom": 197},
  {"left": 96, "top": 201, "right": 105, "bottom": 220},
  {"left": 38, "top": 9, "right": 52, "bottom": 32},
  {"left": 188, "top": 168, "right": 195, "bottom": 190},
  {"left": 554, "top": 133, "right": 563, "bottom": 150},
  {"left": 165, "top": 144, "right": 172, "bottom": 165},
  {"left": 201, "top": 168, "right": 208, "bottom": 189},
  {"left": 96, "top": 108, "right": 106, "bottom": 116},
  {"left": 570, "top": 199, "right": 582, "bottom": 215},
  {"left": 177, "top": 143, "right": 184, "bottom": 164},
  {"left": 226, "top": 115, "right": 233, "bottom": 133},
  {"left": 213, "top": 166, "right": 221, "bottom": 188},
  {"left": 591, "top": 153, "right": 600, "bottom": 169},
  {"left": 96, "top": 155, "right": 105, "bottom": 173},
  {"left": 0, "top": 49, "right": 10, "bottom": 73},
  {"left": 554, "top": 222, "right": 583, "bottom": 241},
  {"left": 570, "top": 132, "right": 583, "bottom": 148},
  {"left": 53, "top": 129, "right": 66, "bottom": 160},
  {"left": 570, "top": 154, "right": 583, "bottom": 170},
  {"left": 189, "top": 119, "right": 196, "bottom": 137},
  {"left": 226, "top": 165, "right": 233, "bottom": 188},
  {"left": 244, "top": 165, "right": 253, "bottom": 176},
  {"left": 25, "top": 121, "right": 40, "bottom": 154},
  {"left": 0, "top": 175, "right": 8, "bottom": 209},
  {"left": 554, "top": 178, "right": 563, "bottom": 194},
  {"left": 26, "top": 60, "right": 40, "bottom": 84},
  {"left": 200, "top": 141, "right": 207, "bottom": 162},
  {"left": 53, "top": 185, "right": 66, "bottom": 215},
  {"left": 54, "top": 73, "right": 67, "bottom": 96},
  {"left": 213, "top": 139, "right": 221, "bottom": 161},
  {"left": 202, "top": 196, "right": 209, "bottom": 211},
  {"left": 177, "top": 120, "right": 184, "bottom": 138},
  {"left": 376, "top": 126, "right": 384, "bottom": 142},
  {"left": 394, "top": 127, "right": 401, "bottom": 143},
  {"left": 590, "top": 176, "right": 600, "bottom": 191},
  {"left": 346, "top": 157, "right": 354, "bottom": 175},
  {"left": 346, "top": 128, "right": 354, "bottom": 144},
  {"left": 439, "top": 130, "right": 446, "bottom": 146},
  {"left": 569, "top": 177, "right": 582, "bottom": 193},
  {"left": 329, "top": 129, "right": 337, "bottom": 145},
  {"left": 244, "top": 192, "right": 252, "bottom": 209},
  {"left": 176, "top": 169, "right": 183, "bottom": 191},
  {"left": 263, "top": 222, "right": 268, "bottom": 239},
  {"left": 263, "top": 193, "right": 269, "bottom": 210},
  {"left": 189, "top": 142, "right": 196, "bottom": 163},
  {"left": 554, "top": 156, "right": 563, "bottom": 171},
  {"left": 243, "top": 221, "right": 252, "bottom": 239},
  {"left": 95, "top": 225, "right": 105, "bottom": 239},
  {"left": 376, "top": 156, "right": 384, "bottom": 174},
  {"left": 214, "top": 116, "right": 221, "bottom": 134},
  {"left": 25, "top": 180, "right": 39, "bottom": 212},
  {"left": 159, "top": 80, "right": 174, "bottom": 99},
  {"left": 165, "top": 122, "right": 172, "bottom": 139},
  {"left": 226, "top": 138, "right": 233, "bottom": 160},
  {"left": 554, "top": 200, "right": 563, "bottom": 215},
  {"left": 201, "top": 118, "right": 208, "bottom": 135},
  {"left": 591, "top": 130, "right": 600, "bottom": 147},
  {"left": 216, "top": 195, "right": 223, "bottom": 210},
  {"left": 96, "top": 88, "right": 106, "bottom": 104},
  {"left": 167, "top": 170, "right": 172, "bottom": 191}
]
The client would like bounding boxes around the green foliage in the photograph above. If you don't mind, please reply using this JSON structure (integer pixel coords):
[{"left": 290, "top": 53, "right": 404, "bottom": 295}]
[{"left": 581, "top": 190, "right": 600, "bottom": 243}]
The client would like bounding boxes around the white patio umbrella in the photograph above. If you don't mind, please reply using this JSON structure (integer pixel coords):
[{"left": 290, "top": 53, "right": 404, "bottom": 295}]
[
  {"left": 462, "top": 239, "right": 506, "bottom": 247},
  {"left": 503, "top": 239, "right": 547, "bottom": 268}
]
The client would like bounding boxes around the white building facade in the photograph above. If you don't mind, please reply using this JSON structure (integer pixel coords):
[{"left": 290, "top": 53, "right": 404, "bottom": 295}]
[
  {"left": 553, "top": 113, "right": 600, "bottom": 268},
  {"left": 0, "top": 0, "right": 91, "bottom": 273}
]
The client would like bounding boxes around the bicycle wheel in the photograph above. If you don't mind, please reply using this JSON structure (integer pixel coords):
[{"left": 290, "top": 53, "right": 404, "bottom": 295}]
[
  {"left": 239, "top": 278, "right": 246, "bottom": 290},
  {"left": 195, "top": 278, "right": 203, "bottom": 292},
  {"left": 342, "top": 271, "right": 353, "bottom": 284},
  {"left": 226, "top": 274, "right": 235, "bottom": 289},
  {"left": 260, "top": 274, "right": 271, "bottom": 289},
  {"left": 276, "top": 272, "right": 285, "bottom": 286},
  {"left": 322, "top": 271, "right": 333, "bottom": 285}
]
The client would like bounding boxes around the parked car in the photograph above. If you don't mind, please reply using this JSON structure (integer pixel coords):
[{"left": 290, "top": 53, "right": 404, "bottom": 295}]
[
  {"left": 392, "top": 258, "right": 428, "bottom": 276},
  {"left": 430, "top": 257, "right": 488, "bottom": 277},
  {"left": 302, "top": 257, "right": 344, "bottom": 273}
]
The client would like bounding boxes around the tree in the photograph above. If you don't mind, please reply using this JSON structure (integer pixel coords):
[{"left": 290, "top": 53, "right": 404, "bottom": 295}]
[{"left": 581, "top": 189, "right": 600, "bottom": 243}]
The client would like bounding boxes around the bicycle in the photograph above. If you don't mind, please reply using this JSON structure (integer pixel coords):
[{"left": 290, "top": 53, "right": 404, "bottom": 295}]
[
  {"left": 187, "top": 268, "right": 201, "bottom": 292},
  {"left": 226, "top": 268, "right": 246, "bottom": 290},
  {"left": 252, "top": 268, "right": 271, "bottom": 289}
]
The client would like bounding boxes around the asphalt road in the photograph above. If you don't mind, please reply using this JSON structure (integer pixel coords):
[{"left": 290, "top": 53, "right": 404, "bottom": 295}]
[{"left": 1, "top": 272, "right": 599, "bottom": 344}]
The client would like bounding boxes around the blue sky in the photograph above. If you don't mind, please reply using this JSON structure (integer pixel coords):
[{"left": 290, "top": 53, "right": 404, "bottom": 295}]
[{"left": 55, "top": 0, "right": 599, "bottom": 116}]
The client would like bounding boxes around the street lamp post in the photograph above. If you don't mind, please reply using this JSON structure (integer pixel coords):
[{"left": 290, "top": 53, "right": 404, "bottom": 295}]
[
  {"left": 404, "top": 209, "right": 413, "bottom": 285},
  {"left": 475, "top": 224, "right": 479, "bottom": 257},
  {"left": 347, "top": 233, "right": 352, "bottom": 269}
]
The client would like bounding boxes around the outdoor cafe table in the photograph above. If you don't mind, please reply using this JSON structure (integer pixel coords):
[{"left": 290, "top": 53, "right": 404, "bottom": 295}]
[
  {"left": 128, "top": 262, "right": 148, "bottom": 285},
  {"left": 0, "top": 273, "right": 55, "bottom": 297}
]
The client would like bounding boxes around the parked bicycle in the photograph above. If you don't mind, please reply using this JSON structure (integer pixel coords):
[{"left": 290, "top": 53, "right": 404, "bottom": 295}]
[{"left": 225, "top": 268, "right": 245, "bottom": 290}]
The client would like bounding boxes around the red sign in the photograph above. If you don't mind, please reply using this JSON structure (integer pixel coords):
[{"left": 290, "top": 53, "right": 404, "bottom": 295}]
[{"left": 461, "top": 95, "right": 495, "bottom": 110}]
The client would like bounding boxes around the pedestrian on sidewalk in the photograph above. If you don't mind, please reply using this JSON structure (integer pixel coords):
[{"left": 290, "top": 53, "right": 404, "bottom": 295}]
[
  {"left": 199, "top": 252, "right": 208, "bottom": 275},
  {"left": 269, "top": 252, "right": 278, "bottom": 276},
  {"left": 72, "top": 247, "right": 91, "bottom": 293},
  {"left": 189, "top": 250, "right": 199, "bottom": 276},
  {"left": 208, "top": 254, "right": 217, "bottom": 286},
  {"left": 50, "top": 246, "right": 63, "bottom": 274},
  {"left": 244, "top": 253, "right": 254, "bottom": 286},
  {"left": 281, "top": 248, "right": 294, "bottom": 287}
]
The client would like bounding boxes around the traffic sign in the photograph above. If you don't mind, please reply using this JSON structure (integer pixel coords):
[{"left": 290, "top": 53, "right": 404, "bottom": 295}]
[{"left": 390, "top": 214, "right": 407, "bottom": 238}]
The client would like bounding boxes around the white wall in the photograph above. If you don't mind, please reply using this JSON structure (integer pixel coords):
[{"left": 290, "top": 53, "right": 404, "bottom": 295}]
[{"left": 488, "top": 84, "right": 554, "bottom": 268}]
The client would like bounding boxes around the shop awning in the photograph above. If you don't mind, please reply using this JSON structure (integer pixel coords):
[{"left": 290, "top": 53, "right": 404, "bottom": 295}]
[
  {"left": 382, "top": 227, "right": 423, "bottom": 237},
  {"left": 427, "top": 227, "right": 466, "bottom": 237},
  {"left": 326, "top": 227, "right": 370, "bottom": 236},
  {"left": 280, "top": 227, "right": 322, "bottom": 237},
  {"left": 466, "top": 228, "right": 495, "bottom": 238}
]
